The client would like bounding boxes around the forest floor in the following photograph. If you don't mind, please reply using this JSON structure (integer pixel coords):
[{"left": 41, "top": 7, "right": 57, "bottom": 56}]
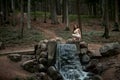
[{"left": 0, "top": 19, "right": 120, "bottom": 80}]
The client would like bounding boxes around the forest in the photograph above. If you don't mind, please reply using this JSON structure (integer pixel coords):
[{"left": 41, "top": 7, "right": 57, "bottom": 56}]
[{"left": 0, "top": 0, "right": 120, "bottom": 80}]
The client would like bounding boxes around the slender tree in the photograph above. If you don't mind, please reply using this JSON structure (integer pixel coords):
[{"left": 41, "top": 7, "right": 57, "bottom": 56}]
[
  {"left": 62, "top": 0, "right": 69, "bottom": 30},
  {"left": 50, "top": 0, "right": 58, "bottom": 24},
  {"left": 113, "top": 0, "right": 119, "bottom": 31},
  {"left": 44, "top": 0, "right": 47, "bottom": 23},
  {"left": 102, "top": 0, "right": 109, "bottom": 39},
  {"left": 11, "top": 0, "right": 16, "bottom": 26},
  {"left": 33, "top": 0, "right": 37, "bottom": 21},
  {"left": 20, "top": 0, "right": 24, "bottom": 38},
  {"left": 27, "top": 0, "right": 31, "bottom": 29}
]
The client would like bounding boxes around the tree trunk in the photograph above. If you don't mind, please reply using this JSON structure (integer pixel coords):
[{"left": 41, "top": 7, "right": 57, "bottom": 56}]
[
  {"left": 76, "top": 0, "right": 82, "bottom": 39},
  {"left": 11, "top": 0, "right": 16, "bottom": 26},
  {"left": 20, "top": 0, "right": 24, "bottom": 38},
  {"left": 62, "top": 0, "right": 69, "bottom": 30},
  {"left": 44, "top": 0, "right": 47, "bottom": 23},
  {"left": 0, "top": 0, "right": 4, "bottom": 25},
  {"left": 50, "top": 0, "right": 58, "bottom": 24},
  {"left": 113, "top": 0, "right": 119, "bottom": 31},
  {"left": 56, "top": 0, "right": 62, "bottom": 15},
  {"left": 27, "top": 0, "right": 31, "bottom": 29},
  {"left": 33, "top": 1, "right": 37, "bottom": 21},
  {"left": 102, "top": 0, "right": 109, "bottom": 39}
]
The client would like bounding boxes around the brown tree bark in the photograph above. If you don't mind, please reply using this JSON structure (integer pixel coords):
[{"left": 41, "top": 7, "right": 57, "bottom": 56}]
[{"left": 102, "top": 0, "right": 110, "bottom": 39}]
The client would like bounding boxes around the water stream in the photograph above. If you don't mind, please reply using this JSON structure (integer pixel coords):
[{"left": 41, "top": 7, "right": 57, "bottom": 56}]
[{"left": 55, "top": 44, "right": 90, "bottom": 80}]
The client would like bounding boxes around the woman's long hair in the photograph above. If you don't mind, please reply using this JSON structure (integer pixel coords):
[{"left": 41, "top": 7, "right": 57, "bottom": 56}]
[{"left": 73, "top": 24, "right": 78, "bottom": 32}]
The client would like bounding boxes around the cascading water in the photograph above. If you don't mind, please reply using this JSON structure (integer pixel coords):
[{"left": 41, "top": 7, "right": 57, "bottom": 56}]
[{"left": 55, "top": 44, "right": 91, "bottom": 80}]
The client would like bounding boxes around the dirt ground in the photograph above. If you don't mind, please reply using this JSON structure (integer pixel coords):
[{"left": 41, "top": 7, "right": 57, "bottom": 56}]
[{"left": 0, "top": 56, "right": 31, "bottom": 80}]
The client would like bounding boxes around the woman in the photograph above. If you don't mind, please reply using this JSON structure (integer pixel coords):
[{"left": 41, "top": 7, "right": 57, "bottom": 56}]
[{"left": 72, "top": 25, "right": 81, "bottom": 41}]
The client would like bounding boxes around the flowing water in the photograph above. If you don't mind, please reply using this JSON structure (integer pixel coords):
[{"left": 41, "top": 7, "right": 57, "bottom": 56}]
[{"left": 55, "top": 44, "right": 90, "bottom": 80}]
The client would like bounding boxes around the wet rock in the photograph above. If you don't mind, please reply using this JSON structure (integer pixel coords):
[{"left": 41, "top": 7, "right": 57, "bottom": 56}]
[
  {"left": 43, "top": 39, "right": 49, "bottom": 44},
  {"left": 22, "top": 55, "right": 34, "bottom": 61},
  {"left": 99, "top": 42, "right": 120, "bottom": 57},
  {"left": 50, "top": 38, "right": 56, "bottom": 42},
  {"left": 40, "top": 51, "right": 48, "bottom": 58},
  {"left": 80, "top": 48, "right": 88, "bottom": 54},
  {"left": 36, "top": 48, "right": 41, "bottom": 54},
  {"left": 8, "top": 54, "right": 22, "bottom": 62},
  {"left": 84, "top": 59, "right": 98, "bottom": 72},
  {"left": 38, "top": 40, "right": 44, "bottom": 48},
  {"left": 47, "top": 66, "right": 57, "bottom": 75},
  {"left": 39, "top": 58, "right": 47, "bottom": 65},
  {"left": 66, "top": 38, "right": 74, "bottom": 43},
  {"left": 35, "top": 72, "right": 47, "bottom": 80},
  {"left": 38, "top": 64, "right": 46, "bottom": 72},
  {"left": 80, "top": 41, "right": 88, "bottom": 48},
  {"left": 91, "top": 75, "right": 103, "bottom": 80},
  {"left": 47, "top": 66, "right": 61, "bottom": 80},
  {"left": 81, "top": 54, "right": 90, "bottom": 65},
  {"left": 40, "top": 43, "right": 47, "bottom": 51},
  {"left": 22, "top": 59, "right": 38, "bottom": 73},
  {"left": 85, "top": 60, "right": 103, "bottom": 75},
  {"left": 55, "top": 37, "right": 63, "bottom": 43}
]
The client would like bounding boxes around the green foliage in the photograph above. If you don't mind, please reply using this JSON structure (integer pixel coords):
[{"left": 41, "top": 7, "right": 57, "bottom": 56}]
[
  {"left": 31, "top": 11, "right": 50, "bottom": 18},
  {"left": 0, "top": 27, "right": 45, "bottom": 45},
  {"left": 69, "top": 15, "right": 77, "bottom": 22},
  {"left": 69, "top": 14, "right": 101, "bottom": 22}
]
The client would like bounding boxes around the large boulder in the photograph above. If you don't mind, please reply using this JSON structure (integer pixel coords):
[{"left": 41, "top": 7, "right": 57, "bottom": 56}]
[
  {"left": 39, "top": 51, "right": 48, "bottom": 58},
  {"left": 40, "top": 43, "right": 47, "bottom": 51},
  {"left": 8, "top": 54, "right": 22, "bottom": 62},
  {"left": 38, "top": 58, "right": 48, "bottom": 66},
  {"left": 80, "top": 54, "right": 90, "bottom": 65},
  {"left": 38, "top": 64, "right": 46, "bottom": 72},
  {"left": 99, "top": 42, "right": 120, "bottom": 57},
  {"left": 80, "top": 41, "right": 88, "bottom": 48},
  {"left": 22, "top": 59, "right": 38, "bottom": 73},
  {"left": 47, "top": 66, "right": 62, "bottom": 80}
]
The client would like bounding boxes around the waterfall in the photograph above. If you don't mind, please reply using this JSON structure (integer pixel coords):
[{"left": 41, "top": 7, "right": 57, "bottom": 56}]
[{"left": 55, "top": 44, "right": 90, "bottom": 80}]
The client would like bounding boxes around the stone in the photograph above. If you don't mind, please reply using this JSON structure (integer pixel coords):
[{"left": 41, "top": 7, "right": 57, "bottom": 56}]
[
  {"left": 43, "top": 39, "right": 49, "bottom": 44},
  {"left": 84, "top": 59, "right": 98, "bottom": 72},
  {"left": 40, "top": 51, "right": 48, "bottom": 58},
  {"left": 47, "top": 66, "right": 60, "bottom": 80},
  {"left": 38, "top": 40, "right": 44, "bottom": 48},
  {"left": 47, "top": 66, "right": 57, "bottom": 76},
  {"left": 66, "top": 38, "right": 74, "bottom": 43},
  {"left": 47, "top": 41, "right": 57, "bottom": 66},
  {"left": 80, "top": 48, "right": 88, "bottom": 54},
  {"left": 85, "top": 60, "right": 103, "bottom": 75},
  {"left": 22, "top": 59, "right": 38, "bottom": 73},
  {"left": 40, "top": 43, "right": 47, "bottom": 51},
  {"left": 81, "top": 54, "right": 90, "bottom": 65},
  {"left": 8, "top": 54, "right": 22, "bottom": 62},
  {"left": 80, "top": 41, "right": 88, "bottom": 48},
  {"left": 91, "top": 75, "right": 103, "bottom": 80},
  {"left": 38, "top": 64, "right": 46, "bottom": 72},
  {"left": 99, "top": 42, "right": 120, "bottom": 57},
  {"left": 39, "top": 58, "right": 47, "bottom": 65},
  {"left": 35, "top": 72, "right": 46, "bottom": 80},
  {"left": 55, "top": 37, "right": 63, "bottom": 43}
]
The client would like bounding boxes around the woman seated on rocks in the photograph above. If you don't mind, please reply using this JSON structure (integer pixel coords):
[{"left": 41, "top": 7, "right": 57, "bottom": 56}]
[{"left": 72, "top": 25, "right": 81, "bottom": 41}]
